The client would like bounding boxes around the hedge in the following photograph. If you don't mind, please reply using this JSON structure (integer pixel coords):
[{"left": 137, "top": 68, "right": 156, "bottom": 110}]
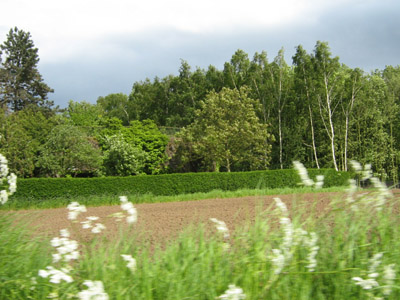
[{"left": 10, "top": 168, "right": 350, "bottom": 202}]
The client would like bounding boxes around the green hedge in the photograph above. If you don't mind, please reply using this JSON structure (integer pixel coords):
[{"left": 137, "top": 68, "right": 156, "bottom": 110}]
[{"left": 11, "top": 169, "right": 350, "bottom": 202}]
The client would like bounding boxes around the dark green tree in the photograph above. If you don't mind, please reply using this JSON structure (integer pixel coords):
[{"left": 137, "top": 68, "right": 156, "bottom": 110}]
[
  {"left": 37, "top": 125, "right": 102, "bottom": 177},
  {"left": 0, "top": 27, "right": 53, "bottom": 111},
  {"left": 178, "top": 87, "right": 273, "bottom": 172}
]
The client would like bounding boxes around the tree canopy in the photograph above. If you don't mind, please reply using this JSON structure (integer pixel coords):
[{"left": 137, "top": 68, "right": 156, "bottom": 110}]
[
  {"left": 177, "top": 87, "right": 273, "bottom": 172},
  {"left": 0, "top": 27, "right": 53, "bottom": 111}
]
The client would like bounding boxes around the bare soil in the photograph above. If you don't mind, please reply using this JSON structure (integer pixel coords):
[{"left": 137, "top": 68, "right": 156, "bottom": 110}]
[{"left": 4, "top": 192, "right": 348, "bottom": 246}]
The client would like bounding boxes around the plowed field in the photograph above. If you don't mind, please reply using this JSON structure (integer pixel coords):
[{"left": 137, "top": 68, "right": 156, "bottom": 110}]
[{"left": 6, "top": 192, "right": 349, "bottom": 245}]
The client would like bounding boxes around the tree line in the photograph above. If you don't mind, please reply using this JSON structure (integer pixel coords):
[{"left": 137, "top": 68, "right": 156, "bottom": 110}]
[{"left": 1, "top": 27, "right": 400, "bottom": 180}]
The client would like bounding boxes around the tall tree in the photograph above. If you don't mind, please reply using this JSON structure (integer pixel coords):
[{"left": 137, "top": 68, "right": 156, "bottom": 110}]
[
  {"left": 178, "top": 87, "right": 273, "bottom": 172},
  {"left": 268, "top": 48, "right": 292, "bottom": 169},
  {"left": 97, "top": 93, "right": 130, "bottom": 125},
  {"left": 0, "top": 27, "right": 53, "bottom": 111},
  {"left": 311, "top": 41, "right": 343, "bottom": 171},
  {"left": 292, "top": 45, "right": 321, "bottom": 168}
]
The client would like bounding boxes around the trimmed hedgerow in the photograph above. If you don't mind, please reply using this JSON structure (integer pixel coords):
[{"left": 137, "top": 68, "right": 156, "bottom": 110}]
[{"left": 11, "top": 169, "right": 350, "bottom": 203}]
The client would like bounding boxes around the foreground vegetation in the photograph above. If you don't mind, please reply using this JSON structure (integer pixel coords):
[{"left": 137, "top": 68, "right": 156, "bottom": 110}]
[{"left": 1, "top": 156, "right": 399, "bottom": 299}]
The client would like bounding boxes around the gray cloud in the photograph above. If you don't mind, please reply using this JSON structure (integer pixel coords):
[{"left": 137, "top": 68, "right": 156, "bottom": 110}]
[{"left": 39, "top": 0, "right": 400, "bottom": 108}]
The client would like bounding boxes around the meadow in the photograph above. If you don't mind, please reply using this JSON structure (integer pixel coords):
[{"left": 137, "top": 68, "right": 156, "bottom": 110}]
[{"left": 0, "top": 161, "right": 399, "bottom": 299}]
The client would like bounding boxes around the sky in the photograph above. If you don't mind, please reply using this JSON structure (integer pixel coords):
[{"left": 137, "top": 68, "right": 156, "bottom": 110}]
[{"left": 1, "top": 0, "right": 399, "bottom": 108}]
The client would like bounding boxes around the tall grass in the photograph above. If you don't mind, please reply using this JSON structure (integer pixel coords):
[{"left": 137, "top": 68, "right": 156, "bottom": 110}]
[
  {"left": 0, "top": 159, "right": 399, "bottom": 299},
  {"left": 1, "top": 189, "right": 399, "bottom": 299}
]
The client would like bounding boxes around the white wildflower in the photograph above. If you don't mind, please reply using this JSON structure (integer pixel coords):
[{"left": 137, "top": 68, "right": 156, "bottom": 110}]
[
  {"left": 304, "top": 232, "right": 319, "bottom": 272},
  {"left": 38, "top": 266, "right": 73, "bottom": 284},
  {"left": 119, "top": 196, "right": 137, "bottom": 224},
  {"left": 383, "top": 264, "right": 396, "bottom": 296},
  {"left": 67, "top": 202, "right": 87, "bottom": 220},
  {"left": 0, "top": 189, "right": 8, "bottom": 205},
  {"left": 126, "top": 214, "right": 137, "bottom": 224},
  {"left": 362, "top": 164, "right": 373, "bottom": 181},
  {"left": 370, "top": 177, "right": 392, "bottom": 210},
  {"left": 81, "top": 216, "right": 105, "bottom": 233},
  {"left": 121, "top": 254, "right": 137, "bottom": 272},
  {"left": 50, "top": 229, "right": 79, "bottom": 263},
  {"left": 0, "top": 154, "right": 9, "bottom": 178},
  {"left": 293, "top": 161, "right": 314, "bottom": 187},
  {"left": 91, "top": 223, "right": 106, "bottom": 234},
  {"left": 217, "top": 284, "right": 246, "bottom": 300},
  {"left": 7, "top": 173, "right": 17, "bottom": 194},
  {"left": 315, "top": 175, "right": 324, "bottom": 189},
  {"left": 47, "top": 292, "right": 59, "bottom": 299},
  {"left": 210, "top": 218, "right": 230, "bottom": 239},
  {"left": 119, "top": 195, "right": 128, "bottom": 203},
  {"left": 270, "top": 248, "right": 285, "bottom": 275},
  {"left": 280, "top": 217, "right": 293, "bottom": 255},
  {"left": 350, "top": 160, "right": 362, "bottom": 172},
  {"left": 60, "top": 229, "right": 70, "bottom": 238},
  {"left": 352, "top": 277, "right": 379, "bottom": 290},
  {"left": 369, "top": 253, "right": 383, "bottom": 274},
  {"left": 274, "top": 198, "right": 288, "bottom": 215},
  {"left": 77, "top": 280, "right": 109, "bottom": 300}
]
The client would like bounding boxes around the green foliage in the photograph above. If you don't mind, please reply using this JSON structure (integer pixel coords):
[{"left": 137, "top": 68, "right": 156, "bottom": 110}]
[
  {"left": 102, "top": 134, "right": 147, "bottom": 176},
  {"left": 36, "top": 125, "right": 102, "bottom": 177},
  {"left": 97, "top": 93, "right": 130, "bottom": 125},
  {"left": 0, "top": 27, "right": 53, "bottom": 111},
  {"left": 0, "top": 107, "right": 57, "bottom": 177},
  {"left": 10, "top": 168, "right": 350, "bottom": 204},
  {"left": 98, "top": 119, "right": 169, "bottom": 175},
  {"left": 64, "top": 100, "right": 105, "bottom": 127},
  {"left": 177, "top": 87, "right": 273, "bottom": 172}
]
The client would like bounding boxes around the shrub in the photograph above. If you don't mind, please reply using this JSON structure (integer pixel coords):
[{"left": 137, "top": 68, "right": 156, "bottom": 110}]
[{"left": 11, "top": 168, "right": 350, "bottom": 203}]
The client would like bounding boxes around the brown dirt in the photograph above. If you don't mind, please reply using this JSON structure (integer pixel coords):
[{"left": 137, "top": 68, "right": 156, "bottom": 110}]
[{"left": 4, "top": 192, "right": 349, "bottom": 246}]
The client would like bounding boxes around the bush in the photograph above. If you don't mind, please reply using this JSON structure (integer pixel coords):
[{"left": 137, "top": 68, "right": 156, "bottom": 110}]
[{"left": 11, "top": 169, "right": 350, "bottom": 203}]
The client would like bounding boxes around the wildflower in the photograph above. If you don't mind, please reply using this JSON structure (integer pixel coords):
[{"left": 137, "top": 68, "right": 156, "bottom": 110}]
[
  {"left": 274, "top": 198, "right": 288, "bottom": 215},
  {"left": 362, "top": 164, "right": 373, "bottom": 181},
  {"left": 352, "top": 277, "right": 379, "bottom": 290},
  {"left": 91, "top": 223, "right": 106, "bottom": 234},
  {"left": 67, "top": 202, "right": 87, "bottom": 220},
  {"left": 293, "top": 161, "right": 314, "bottom": 187},
  {"left": 352, "top": 252, "right": 384, "bottom": 292},
  {"left": 81, "top": 216, "right": 106, "bottom": 233},
  {"left": 50, "top": 229, "right": 79, "bottom": 263},
  {"left": 270, "top": 248, "right": 285, "bottom": 275},
  {"left": 0, "top": 189, "right": 8, "bottom": 205},
  {"left": 47, "top": 292, "right": 59, "bottom": 299},
  {"left": 370, "top": 177, "right": 392, "bottom": 210},
  {"left": 383, "top": 264, "right": 396, "bottom": 296},
  {"left": 77, "top": 280, "right": 109, "bottom": 300},
  {"left": 7, "top": 173, "right": 17, "bottom": 195},
  {"left": 315, "top": 175, "right": 324, "bottom": 189},
  {"left": 210, "top": 218, "right": 230, "bottom": 239},
  {"left": 119, "top": 196, "right": 137, "bottom": 224},
  {"left": 0, "top": 154, "right": 9, "bottom": 178},
  {"left": 38, "top": 266, "right": 73, "bottom": 284},
  {"left": 217, "top": 284, "right": 246, "bottom": 300},
  {"left": 304, "top": 232, "right": 319, "bottom": 272},
  {"left": 369, "top": 253, "right": 383, "bottom": 274},
  {"left": 121, "top": 254, "right": 137, "bottom": 272},
  {"left": 350, "top": 160, "right": 362, "bottom": 172}
]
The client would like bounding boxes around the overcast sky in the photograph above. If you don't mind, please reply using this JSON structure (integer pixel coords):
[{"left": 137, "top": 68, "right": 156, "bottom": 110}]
[{"left": 1, "top": 0, "right": 399, "bottom": 108}]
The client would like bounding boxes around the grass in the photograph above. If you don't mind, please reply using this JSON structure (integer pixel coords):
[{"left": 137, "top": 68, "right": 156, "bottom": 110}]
[
  {"left": 0, "top": 185, "right": 399, "bottom": 299},
  {"left": 1, "top": 159, "right": 399, "bottom": 299},
  {"left": 2, "top": 186, "right": 347, "bottom": 210}
]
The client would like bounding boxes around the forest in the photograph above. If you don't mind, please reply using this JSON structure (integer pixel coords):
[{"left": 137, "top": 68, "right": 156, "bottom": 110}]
[{"left": 1, "top": 27, "right": 400, "bottom": 180}]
